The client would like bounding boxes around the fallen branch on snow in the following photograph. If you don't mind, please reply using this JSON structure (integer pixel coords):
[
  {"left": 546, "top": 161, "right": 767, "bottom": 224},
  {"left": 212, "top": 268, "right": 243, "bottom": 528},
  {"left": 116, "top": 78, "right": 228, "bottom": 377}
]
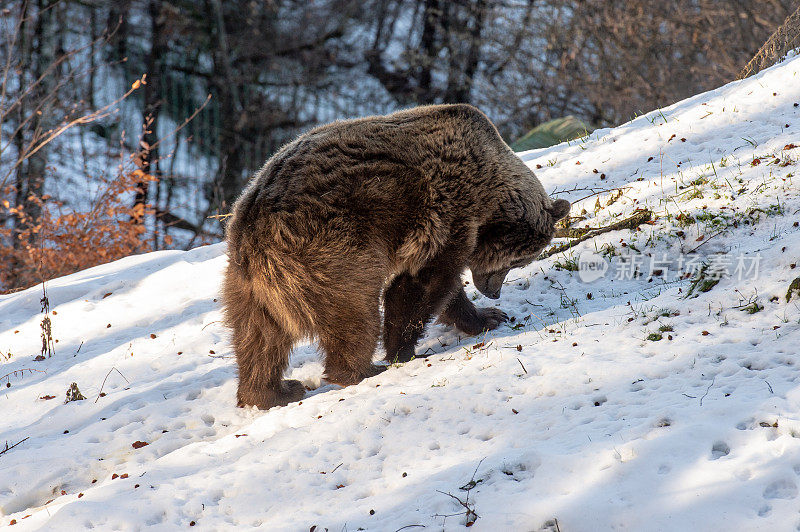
[
  {"left": 0, "top": 437, "right": 29, "bottom": 457},
  {"left": 539, "top": 208, "right": 653, "bottom": 259}
]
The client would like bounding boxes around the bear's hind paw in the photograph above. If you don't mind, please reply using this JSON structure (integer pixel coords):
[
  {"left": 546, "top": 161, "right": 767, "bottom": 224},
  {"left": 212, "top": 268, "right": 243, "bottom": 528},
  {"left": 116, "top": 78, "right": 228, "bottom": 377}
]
[
  {"left": 324, "top": 363, "right": 386, "bottom": 387},
  {"left": 237, "top": 378, "right": 306, "bottom": 409}
]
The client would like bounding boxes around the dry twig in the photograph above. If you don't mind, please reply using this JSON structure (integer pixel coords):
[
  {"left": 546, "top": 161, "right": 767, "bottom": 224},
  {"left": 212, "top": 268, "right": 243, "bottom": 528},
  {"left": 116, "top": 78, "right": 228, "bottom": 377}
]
[
  {"left": 539, "top": 209, "right": 653, "bottom": 259},
  {"left": 0, "top": 437, "right": 29, "bottom": 457}
]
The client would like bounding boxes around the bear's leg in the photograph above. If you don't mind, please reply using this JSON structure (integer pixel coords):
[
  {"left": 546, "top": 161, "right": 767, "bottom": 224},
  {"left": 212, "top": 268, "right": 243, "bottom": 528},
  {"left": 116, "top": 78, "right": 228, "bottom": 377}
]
[
  {"left": 228, "top": 295, "right": 305, "bottom": 409},
  {"left": 383, "top": 268, "right": 463, "bottom": 363},
  {"left": 320, "top": 299, "right": 386, "bottom": 386},
  {"left": 383, "top": 273, "right": 425, "bottom": 362},
  {"left": 439, "top": 287, "right": 508, "bottom": 336}
]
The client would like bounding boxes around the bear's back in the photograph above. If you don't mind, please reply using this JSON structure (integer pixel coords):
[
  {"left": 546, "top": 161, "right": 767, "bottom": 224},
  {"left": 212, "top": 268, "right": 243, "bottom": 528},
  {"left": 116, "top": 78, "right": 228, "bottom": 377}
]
[{"left": 247, "top": 104, "right": 503, "bottom": 214}]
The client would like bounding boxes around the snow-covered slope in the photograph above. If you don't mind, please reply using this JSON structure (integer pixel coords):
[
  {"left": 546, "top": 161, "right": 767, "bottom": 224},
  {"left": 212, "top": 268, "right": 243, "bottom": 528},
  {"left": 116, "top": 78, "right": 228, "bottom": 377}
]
[{"left": 2, "top": 56, "right": 800, "bottom": 531}]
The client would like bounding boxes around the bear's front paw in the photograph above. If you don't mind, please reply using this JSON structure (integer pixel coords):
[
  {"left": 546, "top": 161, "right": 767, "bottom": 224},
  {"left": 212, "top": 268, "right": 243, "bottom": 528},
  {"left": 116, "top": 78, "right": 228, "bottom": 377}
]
[
  {"left": 458, "top": 307, "right": 508, "bottom": 336},
  {"left": 478, "top": 307, "right": 508, "bottom": 329},
  {"left": 385, "top": 344, "right": 416, "bottom": 364}
]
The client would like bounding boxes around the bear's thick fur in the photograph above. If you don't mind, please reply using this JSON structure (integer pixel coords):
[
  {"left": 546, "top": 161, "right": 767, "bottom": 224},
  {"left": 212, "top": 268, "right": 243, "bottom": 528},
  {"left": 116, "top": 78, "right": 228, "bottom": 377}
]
[{"left": 224, "top": 104, "right": 570, "bottom": 409}]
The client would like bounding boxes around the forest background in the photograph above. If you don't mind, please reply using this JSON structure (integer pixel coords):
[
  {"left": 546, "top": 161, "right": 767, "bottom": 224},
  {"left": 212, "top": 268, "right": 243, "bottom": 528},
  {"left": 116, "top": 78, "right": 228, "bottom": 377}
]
[{"left": 0, "top": 0, "right": 795, "bottom": 291}]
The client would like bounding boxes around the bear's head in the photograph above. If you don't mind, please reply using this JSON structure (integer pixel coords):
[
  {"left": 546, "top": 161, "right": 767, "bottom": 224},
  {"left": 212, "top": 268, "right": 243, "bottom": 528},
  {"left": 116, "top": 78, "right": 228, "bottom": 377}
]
[{"left": 470, "top": 195, "right": 570, "bottom": 299}]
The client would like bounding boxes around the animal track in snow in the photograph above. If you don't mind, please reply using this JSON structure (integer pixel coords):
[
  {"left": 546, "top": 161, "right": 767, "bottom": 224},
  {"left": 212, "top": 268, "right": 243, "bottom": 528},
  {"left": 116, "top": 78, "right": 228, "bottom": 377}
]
[
  {"left": 763, "top": 479, "right": 798, "bottom": 500},
  {"left": 710, "top": 441, "right": 730, "bottom": 459},
  {"left": 515, "top": 279, "right": 531, "bottom": 290},
  {"left": 592, "top": 395, "right": 607, "bottom": 407},
  {"left": 736, "top": 418, "right": 755, "bottom": 430}
]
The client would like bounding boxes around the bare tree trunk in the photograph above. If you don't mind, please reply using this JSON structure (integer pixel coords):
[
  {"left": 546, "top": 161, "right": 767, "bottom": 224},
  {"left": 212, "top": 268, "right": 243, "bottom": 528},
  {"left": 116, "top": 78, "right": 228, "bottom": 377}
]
[
  {"left": 207, "top": 0, "right": 247, "bottom": 215},
  {"left": 417, "top": 0, "right": 440, "bottom": 102},
  {"left": 134, "top": 0, "right": 166, "bottom": 236},
  {"left": 106, "top": 0, "right": 131, "bottom": 65},
  {"left": 15, "top": 0, "right": 58, "bottom": 240},
  {"left": 88, "top": 4, "right": 97, "bottom": 109},
  {"left": 446, "top": 0, "right": 486, "bottom": 103}
]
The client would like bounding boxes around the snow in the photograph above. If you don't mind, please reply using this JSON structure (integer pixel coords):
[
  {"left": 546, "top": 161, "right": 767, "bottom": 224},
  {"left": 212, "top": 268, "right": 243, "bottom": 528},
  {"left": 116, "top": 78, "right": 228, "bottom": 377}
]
[{"left": 2, "top": 54, "right": 800, "bottom": 531}]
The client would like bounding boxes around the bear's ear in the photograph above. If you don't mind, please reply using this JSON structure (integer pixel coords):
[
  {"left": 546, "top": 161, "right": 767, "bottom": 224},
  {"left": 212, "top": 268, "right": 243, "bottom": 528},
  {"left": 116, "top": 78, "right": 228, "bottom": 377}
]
[{"left": 549, "top": 199, "right": 571, "bottom": 221}]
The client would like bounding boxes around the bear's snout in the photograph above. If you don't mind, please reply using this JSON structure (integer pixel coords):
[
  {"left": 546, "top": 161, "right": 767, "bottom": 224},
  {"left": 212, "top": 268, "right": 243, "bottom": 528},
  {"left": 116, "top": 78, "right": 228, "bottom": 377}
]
[{"left": 472, "top": 270, "right": 507, "bottom": 299}]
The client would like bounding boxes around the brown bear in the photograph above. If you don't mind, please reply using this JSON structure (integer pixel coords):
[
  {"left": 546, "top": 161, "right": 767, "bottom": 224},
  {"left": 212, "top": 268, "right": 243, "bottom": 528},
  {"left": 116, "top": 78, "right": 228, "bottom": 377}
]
[{"left": 223, "top": 104, "right": 570, "bottom": 409}]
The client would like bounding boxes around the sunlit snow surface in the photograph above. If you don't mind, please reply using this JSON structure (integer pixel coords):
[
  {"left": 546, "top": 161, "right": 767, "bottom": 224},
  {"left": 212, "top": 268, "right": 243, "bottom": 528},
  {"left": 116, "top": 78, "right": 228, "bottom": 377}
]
[{"left": 2, "top": 56, "right": 800, "bottom": 531}]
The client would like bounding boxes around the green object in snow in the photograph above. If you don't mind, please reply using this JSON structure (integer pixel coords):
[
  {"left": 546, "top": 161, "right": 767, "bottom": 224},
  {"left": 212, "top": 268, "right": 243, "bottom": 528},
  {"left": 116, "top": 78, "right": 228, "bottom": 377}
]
[{"left": 511, "top": 115, "right": 591, "bottom": 152}]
